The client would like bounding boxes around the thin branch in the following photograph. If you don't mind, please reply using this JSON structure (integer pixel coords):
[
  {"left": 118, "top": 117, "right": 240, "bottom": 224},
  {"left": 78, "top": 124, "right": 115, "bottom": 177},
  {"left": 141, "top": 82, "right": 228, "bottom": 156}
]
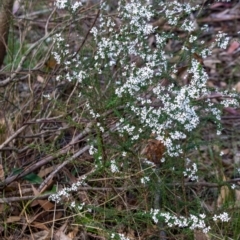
[
  {"left": 0, "top": 123, "right": 93, "bottom": 189},
  {"left": 0, "top": 125, "right": 28, "bottom": 149},
  {"left": 167, "top": 179, "right": 240, "bottom": 188},
  {"left": 0, "top": 193, "right": 51, "bottom": 203},
  {"left": 72, "top": 9, "right": 100, "bottom": 58},
  {"left": 38, "top": 145, "right": 90, "bottom": 192}
]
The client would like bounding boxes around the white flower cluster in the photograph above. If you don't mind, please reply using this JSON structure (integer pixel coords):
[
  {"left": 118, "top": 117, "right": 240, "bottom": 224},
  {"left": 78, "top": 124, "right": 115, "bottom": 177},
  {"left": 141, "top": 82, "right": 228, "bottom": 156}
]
[
  {"left": 95, "top": 0, "right": 235, "bottom": 158},
  {"left": 111, "top": 233, "right": 130, "bottom": 240},
  {"left": 122, "top": 59, "right": 210, "bottom": 156},
  {"left": 161, "top": 1, "right": 198, "bottom": 31},
  {"left": 215, "top": 31, "right": 230, "bottom": 49},
  {"left": 110, "top": 159, "right": 119, "bottom": 173},
  {"left": 97, "top": 122, "right": 104, "bottom": 133},
  {"left": 150, "top": 209, "right": 210, "bottom": 233},
  {"left": 52, "top": 33, "right": 87, "bottom": 83},
  {"left": 116, "top": 118, "right": 141, "bottom": 141},
  {"left": 150, "top": 210, "right": 231, "bottom": 233},
  {"left": 55, "top": 0, "right": 68, "bottom": 9},
  {"left": 116, "top": 65, "right": 155, "bottom": 97},
  {"left": 55, "top": 0, "right": 83, "bottom": 12},
  {"left": 52, "top": 0, "right": 239, "bottom": 160},
  {"left": 70, "top": 201, "right": 85, "bottom": 210},
  {"left": 141, "top": 176, "right": 150, "bottom": 185},
  {"left": 189, "top": 35, "right": 197, "bottom": 43},
  {"left": 181, "top": 19, "right": 197, "bottom": 32},
  {"left": 121, "top": 0, "right": 155, "bottom": 35},
  {"left": 201, "top": 48, "right": 212, "bottom": 58},
  {"left": 89, "top": 145, "right": 97, "bottom": 155},
  {"left": 49, "top": 176, "right": 86, "bottom": 203},
  {"left": 183, "top": 161, "right": 198, "bottom": 181},
  {"left": 86, "top": 102, "right": 100, "bottom": 119},
  {"left": 52, "top": 33, "right": 67, "bottom": 64},
  {"left": 92, "top": 1, "right": 161, "bottom": 73},
  {"left": 213, "top": 212, "right": 231, "bottom": 222},
  {"left": 221, "top": 91, "right": 239, "bottom": 107}
]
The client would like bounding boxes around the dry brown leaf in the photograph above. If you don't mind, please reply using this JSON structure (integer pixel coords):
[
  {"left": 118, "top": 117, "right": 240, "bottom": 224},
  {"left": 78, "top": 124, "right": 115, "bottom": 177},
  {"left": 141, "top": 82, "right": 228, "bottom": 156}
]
[
  {"left": 32, "top": 230, "right": 51, "bottom": 240},
  {"left": 54, "top": 232, "right": 72, "bottom": 240},
  {"left": 6, "top": 216, "right": 21, "bottom": 223},
  {"left": 227, "top": 189, "right": 240, "bottom": 208},
  {"left": 32, "top": 221, "right": 49, "bottom": 231},
  {"left": 0, "top": 203, "right": 4, "bottom": 214},
  {"left": 67, "top": 226, "right": 78, "bottom": 239},
  {"left": 235, "top": 189, "right": 240, "bottom": 202},
  {"left": 0, "top": 164, "right": 5, "bottom": 181},
  {"left": 203, "top": 58, "right": 220, "bottom": 75},
  {"left": 151, "top": 17, "right": 166, "bottom": 28},
  {"left": 221, "top": 148, "right": 230, "bottom": 155},
  {"left": 223, "top": 107, "right": 238, "bottom": 115},
  {"left": 45, "top": 56, "right": 58, "bottom": 70},
  {"left": 213, "top": 9, "right": 231, "bottom": 20},
  {"left": 62, "top": 167, "right": 77, "bottom": 183},
  {"left": 54, "top": 222, "right": 72, "bottom": 240},
  {"left": 234, "top": 82, "right": 240, "bottom": 93},
  {"left": 37, "top": 75, "right": 45, "bottom": 83},
  {"left": 40, "top": 178, "right": 54, "bottom": 193},
  {"left": 210, "top": 2, "right": 231, "bottom": 9},
  {"left": 37, "top": 199, "right": 54, "bottom": 211},
  {"left": 227, "top": 40, "right": 240, "bottom": 54},
  {"left": 141, "top": 138, "right": 165, "bottom": 164},
  {"left": 126, "top": 228, "right": 135, "bottom": 240},
  {"left": 194, "top": 230, "right": 210, "bottom": 240},
  {"left": 4, "top": 181, "right": 18, "bottom": 192},
  {"left": 38, "top": 166, "right": 59, "bottom": 192},
  {"left": 217, "top": 175, "right": 230, "bottom": 208},
  {"left": 55, "top": 211, "right": 63, "bottom": 220},
  {"left": 0, "top": 111, "right": 6, "bottom": 145},
  {"left": 31, "top": 186, "right": 54, "bottom": 210},
  {"left": 38, "top": 165, "right": 58, "bottom": 178}
]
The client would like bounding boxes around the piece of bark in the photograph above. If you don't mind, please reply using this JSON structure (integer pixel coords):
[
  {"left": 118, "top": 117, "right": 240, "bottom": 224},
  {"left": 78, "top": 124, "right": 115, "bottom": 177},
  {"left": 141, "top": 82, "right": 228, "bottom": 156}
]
[{"left": 0, "top": 0, "right": 14, "bottom": 68}]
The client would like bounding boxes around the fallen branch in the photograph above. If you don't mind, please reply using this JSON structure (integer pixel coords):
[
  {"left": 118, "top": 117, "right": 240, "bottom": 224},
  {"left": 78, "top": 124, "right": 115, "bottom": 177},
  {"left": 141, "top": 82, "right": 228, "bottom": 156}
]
[
  {"left": 0, "top": 193, "right": 51, "bottom": 203},
  {"left": 0, "top": 123, "right": 93, "bottom": 189}
]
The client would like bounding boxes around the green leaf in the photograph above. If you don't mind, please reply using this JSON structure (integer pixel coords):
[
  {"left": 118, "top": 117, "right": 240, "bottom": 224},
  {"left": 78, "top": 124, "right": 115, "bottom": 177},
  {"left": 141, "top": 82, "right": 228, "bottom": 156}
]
[
  {"left": 11, "top": 168, "right": 23, "bottom": 176},
  {"left": 23, "top": 173, "right": 43, "bottom": 184}
]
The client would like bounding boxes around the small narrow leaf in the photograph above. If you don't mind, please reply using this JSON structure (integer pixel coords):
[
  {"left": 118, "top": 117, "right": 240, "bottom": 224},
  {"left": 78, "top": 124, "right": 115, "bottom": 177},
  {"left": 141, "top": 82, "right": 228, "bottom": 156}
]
[{"left": 23, "top": 173, "right": 43, "bottom": 184}]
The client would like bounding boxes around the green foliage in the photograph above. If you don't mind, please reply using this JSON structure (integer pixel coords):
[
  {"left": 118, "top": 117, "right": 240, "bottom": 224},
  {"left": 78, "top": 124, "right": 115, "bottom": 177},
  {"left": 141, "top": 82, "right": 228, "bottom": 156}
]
[
  {"left": 22, "top": 173, "right": 43, "bottom": 184},
  {"left": 1, "top": 0, "right": 240, "bottom": 239}
]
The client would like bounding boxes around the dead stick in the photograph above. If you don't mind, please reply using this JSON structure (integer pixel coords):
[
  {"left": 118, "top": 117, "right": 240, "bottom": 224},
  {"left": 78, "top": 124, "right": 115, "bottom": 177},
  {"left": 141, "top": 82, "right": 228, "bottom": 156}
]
[
  {"left": 0, "top": 193, "right": 51, "bottom": 203},
  {"left": 38, "top": 145, "right": 90, "bottom": 192}
]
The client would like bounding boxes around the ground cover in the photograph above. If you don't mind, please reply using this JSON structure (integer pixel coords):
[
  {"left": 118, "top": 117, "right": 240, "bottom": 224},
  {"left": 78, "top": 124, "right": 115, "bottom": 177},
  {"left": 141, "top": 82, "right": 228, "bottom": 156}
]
[{"left": 0, "top": 0, "right": 240, "bottom": 239}]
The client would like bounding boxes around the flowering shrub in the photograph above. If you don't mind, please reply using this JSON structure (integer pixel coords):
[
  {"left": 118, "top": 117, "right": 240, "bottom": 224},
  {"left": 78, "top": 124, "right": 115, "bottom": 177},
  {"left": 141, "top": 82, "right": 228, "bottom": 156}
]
[{"left": 49, "top": 0, "right": 238, "bottom": 238}]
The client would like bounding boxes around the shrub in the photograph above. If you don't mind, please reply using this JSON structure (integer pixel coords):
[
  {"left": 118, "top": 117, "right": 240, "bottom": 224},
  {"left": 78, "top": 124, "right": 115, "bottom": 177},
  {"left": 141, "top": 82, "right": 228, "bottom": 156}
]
[{"left": 46, "top": 0, "right": 239, "bottom": 239}]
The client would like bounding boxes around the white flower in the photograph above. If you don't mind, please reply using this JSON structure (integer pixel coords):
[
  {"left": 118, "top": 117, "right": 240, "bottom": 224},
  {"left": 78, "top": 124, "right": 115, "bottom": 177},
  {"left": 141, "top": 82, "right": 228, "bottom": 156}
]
[
  {"left": 141, "top": 176, "right": 150, "bottom": 185},
  {"left": 183, "top": 162, "right": 198, "bottom": 181},
  {"left": 42, "top": 94, "right": 51, "bottom": 100},
  {"left": 55, "top": 0, "right": 68, "bottom": 9},
  {"left": 213, "top": 212, "right": 230, "bottom": 222},
  {"left": 118, "top": 233, "right": 130, "bottom": 240},
  {"left": 78, "top": 202, "right": 85, "bottom": 211},
  {"left": 215, "top": 31, "right": 230, "bottom": 49},
  {"left": 110, "top": 159, "right": 119, "bottom": 173},
  {"left": 71, "top": 1, "right": 82, "bottom": 12},
  {"left": 77, "top": 70, "right": 86, "bottom": 83},
  {"left": 89, "top": 145, "right": 97, "bottom": 155},
  {"left": 149, "top": 211, "right": 211, "bottom": 233}
]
